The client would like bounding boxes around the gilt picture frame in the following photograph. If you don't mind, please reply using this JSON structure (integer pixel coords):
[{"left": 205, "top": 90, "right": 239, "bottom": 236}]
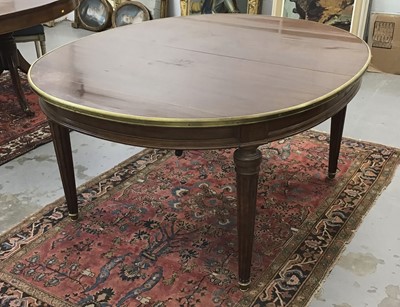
[
  {"left": 271, "top": 0, "right": 370, "bottom": 39},
  {"left": 180, "top": 0, "right": 261, "bottom": 16}
]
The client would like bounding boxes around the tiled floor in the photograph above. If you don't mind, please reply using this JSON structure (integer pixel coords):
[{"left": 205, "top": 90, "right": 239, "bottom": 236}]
[{"left": 1, "top": 20, "right": 400, "bottom": 306}]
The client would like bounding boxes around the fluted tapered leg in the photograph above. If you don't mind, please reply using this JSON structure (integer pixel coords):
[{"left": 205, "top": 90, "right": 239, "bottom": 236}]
[
  {"left": 328, "top": 106, "right": 347, "bottom": 179},
  {"left": 49, "top": 121, "right": 79, "bottom": 220},
  {"left": 234, "top": 146, "right": 262, "bottom": 290}
]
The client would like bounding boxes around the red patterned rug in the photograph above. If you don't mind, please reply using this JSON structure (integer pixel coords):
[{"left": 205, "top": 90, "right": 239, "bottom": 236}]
[
  {"left": 0, "top": 72, "right": 51, "bottom": 166},
  {"left": 0, "top": 131, "right": 399, "bottom": 306}
]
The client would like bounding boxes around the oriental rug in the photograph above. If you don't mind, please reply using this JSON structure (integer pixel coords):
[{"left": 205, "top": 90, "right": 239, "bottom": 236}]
[
  {"left": 0, "top": 72, "right": 51, "bottom": 166},
  {"left": 0, "top": 131, "right": 399, "bottom": 307}
]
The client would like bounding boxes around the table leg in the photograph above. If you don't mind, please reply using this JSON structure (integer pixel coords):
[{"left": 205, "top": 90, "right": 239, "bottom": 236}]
[
  {"left": 0, "top": 34, "right": 34, "bottom": 116},
  {"left": 49, "top": 121, "right": 79, "bottom": 220},
  {"left": 17, "top": 49, "right": 31, "bottom": 74},
  {"left": 328, "top": 106, "right": 347, "bottom": 179},
  {"left": 233, "top": 146, "right": 262, "bottom": 290}
]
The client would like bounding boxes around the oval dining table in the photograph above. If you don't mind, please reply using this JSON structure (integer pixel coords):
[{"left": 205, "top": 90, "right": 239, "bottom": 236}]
[
  {"left": 28, "top": 14, "right": 371, "bottom": 290},
  {"left": 0, "top": 0, "right": 78, "bottom": 114}
]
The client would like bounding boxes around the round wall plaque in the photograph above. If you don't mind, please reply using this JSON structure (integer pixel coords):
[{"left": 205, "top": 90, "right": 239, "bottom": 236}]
[
  {"left": 112, "top": 1, "right": 151, "bottom": 27},
  {"left": 77, "top": 0, "right": 113, "bottom": 32}
]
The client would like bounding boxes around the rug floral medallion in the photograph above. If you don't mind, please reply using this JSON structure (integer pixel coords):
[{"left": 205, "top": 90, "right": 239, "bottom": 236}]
[
  {"left": 0, "top": 72, "right": 51, "bottom": 166},
  {"left": 0, "top": 131, "right": 399, "bottom": 306}
]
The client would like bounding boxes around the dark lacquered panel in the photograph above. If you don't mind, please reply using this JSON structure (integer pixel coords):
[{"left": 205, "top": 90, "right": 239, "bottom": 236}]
[
  {"left": 0, "top": 0, "right": 78, "bottom": 33},
  {"left": 29, "top": 14, "right": 370, "bottom": 127}
]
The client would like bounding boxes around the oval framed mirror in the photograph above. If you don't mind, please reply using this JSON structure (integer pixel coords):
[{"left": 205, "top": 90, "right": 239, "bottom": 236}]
[
  {"left": 77, "top": 0, "right": 113, "bottom": 31},
  {"left": 112, "top": 1, "right": 151, "bottom": 27}
]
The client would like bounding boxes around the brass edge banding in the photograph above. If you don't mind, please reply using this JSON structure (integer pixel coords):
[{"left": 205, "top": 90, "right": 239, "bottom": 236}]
[{"left": 27, "top": 27, "right": 371, "bottom": 129}]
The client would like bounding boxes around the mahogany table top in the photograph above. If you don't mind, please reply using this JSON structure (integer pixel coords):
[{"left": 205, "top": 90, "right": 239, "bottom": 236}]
[
  {"left": 29, "top": 14, "right": 371, "bottom": 128},
  {"left": 0, "top": 0, "right": 78, "bottom": 34}
]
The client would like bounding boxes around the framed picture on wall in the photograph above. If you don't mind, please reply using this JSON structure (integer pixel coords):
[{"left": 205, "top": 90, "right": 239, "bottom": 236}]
[{"left": 271, "top": 0, "right": 370, "bottom": 39}]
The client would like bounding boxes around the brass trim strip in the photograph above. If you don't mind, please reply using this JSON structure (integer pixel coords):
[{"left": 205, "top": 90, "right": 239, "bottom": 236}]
[{"left": 28, "top": 37, "right": 371, "bottom": 129}]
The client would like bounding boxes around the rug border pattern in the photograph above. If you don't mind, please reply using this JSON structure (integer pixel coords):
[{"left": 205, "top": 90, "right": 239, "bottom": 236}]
[{"left": 0, "top": 123, "right": 52, "bottom": 166}]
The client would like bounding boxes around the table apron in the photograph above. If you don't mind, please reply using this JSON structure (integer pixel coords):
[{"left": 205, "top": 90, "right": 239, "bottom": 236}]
[{"left": 38, "top": 79, "right": 361, "bottom": 150}]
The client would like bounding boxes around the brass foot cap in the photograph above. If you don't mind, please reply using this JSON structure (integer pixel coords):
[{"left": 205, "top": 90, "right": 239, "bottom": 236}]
[
  {"left": 327, "top": 172, "right": 336, "bottom": 179},
  {"left": 238, "top": 280, "right": 251, "bottom": 292},
  {"left": 69, "top": 213, "right": 79, "bottom": 220}
]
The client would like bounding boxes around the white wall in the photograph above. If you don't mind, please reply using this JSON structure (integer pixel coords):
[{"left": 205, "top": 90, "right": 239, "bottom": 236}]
[
  {"left": 168, "top": 0, "right": 180, "bottom": 17},
  {"left": 370, "top": 0, "right": 400, "bottom": 14},
  {"left": 262, "top": 0, "right": 272, "bottom": 15}
]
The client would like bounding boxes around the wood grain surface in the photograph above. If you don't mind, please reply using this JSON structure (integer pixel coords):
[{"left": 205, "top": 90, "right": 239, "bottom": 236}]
[{"left": 29, "top": 14, "right": 370, "bottom": 127}]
